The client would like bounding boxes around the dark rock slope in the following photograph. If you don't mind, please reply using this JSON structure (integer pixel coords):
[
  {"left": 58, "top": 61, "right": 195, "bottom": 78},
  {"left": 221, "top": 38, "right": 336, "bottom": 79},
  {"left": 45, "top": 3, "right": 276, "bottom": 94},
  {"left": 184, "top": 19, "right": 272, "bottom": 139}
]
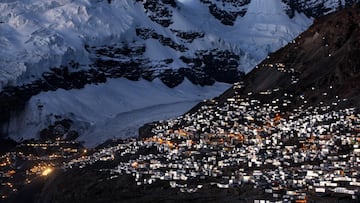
[{"left": 229, "top": 4, "right": 360, "bottom": 109}]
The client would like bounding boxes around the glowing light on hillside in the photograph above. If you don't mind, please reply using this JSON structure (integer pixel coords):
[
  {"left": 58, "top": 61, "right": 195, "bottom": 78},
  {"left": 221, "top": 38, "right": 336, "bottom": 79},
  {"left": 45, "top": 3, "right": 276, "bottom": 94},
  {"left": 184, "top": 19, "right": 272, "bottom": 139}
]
[
  {"left": 41, "top": 167, "right": 53, "bottom": 176},
  {"left": 131, "top": 162, "right": 138, "bottom": 168}
]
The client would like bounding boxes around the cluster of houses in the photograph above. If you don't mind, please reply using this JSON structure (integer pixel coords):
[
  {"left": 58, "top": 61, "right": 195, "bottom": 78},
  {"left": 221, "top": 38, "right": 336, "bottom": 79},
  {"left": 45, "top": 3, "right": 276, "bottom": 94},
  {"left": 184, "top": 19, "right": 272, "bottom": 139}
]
[
  {"left": 0, "top": 140, "right": 84, "bottom": 200},
  {"left": 2, "top": 81, "right": 359, "bottom": 202},
  {"left": 63, "top": 84, "right": 360, "bottom": 202}
]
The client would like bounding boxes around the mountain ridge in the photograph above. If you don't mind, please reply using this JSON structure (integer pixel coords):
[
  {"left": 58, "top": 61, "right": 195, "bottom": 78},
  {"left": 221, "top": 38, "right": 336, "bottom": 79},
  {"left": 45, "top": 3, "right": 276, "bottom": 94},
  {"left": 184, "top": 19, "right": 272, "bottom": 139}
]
[{"left": 0, "top": 0, "right": 323, "bottom": 89}]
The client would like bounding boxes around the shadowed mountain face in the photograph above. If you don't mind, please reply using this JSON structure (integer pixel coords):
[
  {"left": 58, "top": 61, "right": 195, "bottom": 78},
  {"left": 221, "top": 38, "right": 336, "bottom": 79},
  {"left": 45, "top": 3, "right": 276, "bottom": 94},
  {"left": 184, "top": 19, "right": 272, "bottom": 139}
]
[{"left": 240, "top": 5, "right": 360, "bottom": 108}]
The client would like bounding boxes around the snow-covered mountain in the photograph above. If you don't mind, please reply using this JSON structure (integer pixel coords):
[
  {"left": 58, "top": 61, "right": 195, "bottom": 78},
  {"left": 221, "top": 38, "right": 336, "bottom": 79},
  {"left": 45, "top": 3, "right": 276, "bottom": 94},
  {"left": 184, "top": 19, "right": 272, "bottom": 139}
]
[
  {"left": 0, "top": 0, "right": 311, "bottom": 88},
  {"left": 0, "top": 0, "right": 350, "bottom": 146}
]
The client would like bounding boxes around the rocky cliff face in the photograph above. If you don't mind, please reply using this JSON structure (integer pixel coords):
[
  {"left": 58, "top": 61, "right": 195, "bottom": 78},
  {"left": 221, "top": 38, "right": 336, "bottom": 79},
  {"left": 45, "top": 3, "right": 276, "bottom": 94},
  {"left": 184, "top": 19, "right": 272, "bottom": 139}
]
[{"left": 200, "top": 0, "right": 359, "bottom": 25}]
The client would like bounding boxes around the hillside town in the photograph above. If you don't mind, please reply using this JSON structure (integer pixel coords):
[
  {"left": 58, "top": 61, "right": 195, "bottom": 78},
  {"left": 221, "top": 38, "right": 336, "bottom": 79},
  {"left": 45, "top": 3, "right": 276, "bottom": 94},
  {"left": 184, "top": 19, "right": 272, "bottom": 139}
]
[
  {"left": 0, "top": 140, "right": 85, "bottom": 200},
  {"left": 1, "top": 78, "right": 360, "bottom": 202},
  {"left": 1, "top": 1, "right": 360, "bottom": 202},
  {"left": 59, "top": 82, "right": 360, "bottom": 202},
  {"left": 1, "top": 85, "right": 359, "bottom": 202}
]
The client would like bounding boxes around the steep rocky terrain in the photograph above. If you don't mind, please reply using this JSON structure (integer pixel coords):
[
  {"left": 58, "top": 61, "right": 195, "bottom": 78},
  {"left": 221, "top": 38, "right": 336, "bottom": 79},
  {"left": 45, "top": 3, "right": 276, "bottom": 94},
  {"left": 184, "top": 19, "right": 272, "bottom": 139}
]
[
  {"left": 283, "top": 0, "right": 360, "bottom": 18},
  {"left": 238, "top": 3, "right": 360, "bottom": 108}
]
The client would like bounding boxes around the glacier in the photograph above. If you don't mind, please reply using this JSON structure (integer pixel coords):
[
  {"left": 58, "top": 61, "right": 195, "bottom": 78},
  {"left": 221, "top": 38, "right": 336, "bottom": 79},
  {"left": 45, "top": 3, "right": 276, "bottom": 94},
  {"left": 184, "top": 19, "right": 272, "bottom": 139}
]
[
  {"left": 6, "top": 78, "right": 231, "bottom": 147},
  {"left": 0, "top": 0, "right": 312, "bottom": 87}
]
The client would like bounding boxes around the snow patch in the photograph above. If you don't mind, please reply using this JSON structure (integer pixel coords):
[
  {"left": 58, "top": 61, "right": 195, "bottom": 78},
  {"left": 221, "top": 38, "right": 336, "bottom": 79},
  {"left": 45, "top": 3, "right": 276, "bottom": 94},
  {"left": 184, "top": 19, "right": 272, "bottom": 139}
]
[{"left": 5, "top": 78, "right": 231, "bottom": 146}]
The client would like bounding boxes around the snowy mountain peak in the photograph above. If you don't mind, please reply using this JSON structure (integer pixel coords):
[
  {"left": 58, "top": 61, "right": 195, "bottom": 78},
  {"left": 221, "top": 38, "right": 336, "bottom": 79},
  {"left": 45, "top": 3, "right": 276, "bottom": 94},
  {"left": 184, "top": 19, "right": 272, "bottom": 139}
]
[{"left": 0, "top": 0, "right": 313, "bottom": 90}]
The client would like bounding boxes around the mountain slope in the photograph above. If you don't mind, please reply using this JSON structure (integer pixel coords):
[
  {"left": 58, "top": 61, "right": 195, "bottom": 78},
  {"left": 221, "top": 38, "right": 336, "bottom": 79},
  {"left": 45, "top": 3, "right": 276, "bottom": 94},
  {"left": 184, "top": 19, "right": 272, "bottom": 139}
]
[
  {"left": 283, "top": 0, "right": 360, "bottom": 18},
  {"left": 1, "top": 0, "right": 357, "bottom": 145},
  {"left": 241, "top": 4, "right": 360, "bottom": 108},
  {"left": 0, "top": 0, "right": 311, "bottom": 89},
  {"left": 140, "top": 3, "right": 360, "bottom": 139},
  {"left": 0, "top": 0, "right": 314, "bottom": 144},
  {"left": 6, "top": 78, "right": 231, "bottom": 147},
  {"left": 0, "top": 0, "right": 356, "bottom": 89},
  {"left": 35, "top": 6, "right": 360, "bottom": 203},
  {"left": 3, "top": 4, "right": 360, "bottom": 203}
]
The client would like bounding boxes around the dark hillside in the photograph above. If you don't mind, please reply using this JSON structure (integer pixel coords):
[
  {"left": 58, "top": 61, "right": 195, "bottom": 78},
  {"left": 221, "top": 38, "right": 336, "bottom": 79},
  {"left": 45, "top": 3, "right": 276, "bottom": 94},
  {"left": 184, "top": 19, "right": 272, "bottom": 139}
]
[{"left": 237, "top": 5, "right": 360, "bottom": 108}]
